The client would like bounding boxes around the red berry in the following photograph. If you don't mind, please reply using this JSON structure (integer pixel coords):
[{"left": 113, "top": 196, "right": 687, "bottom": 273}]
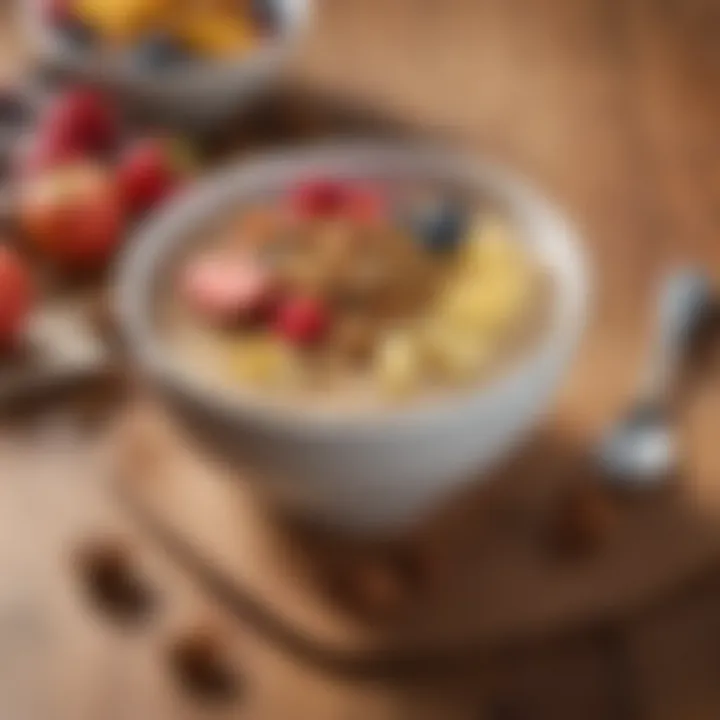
[
  {"left": 274, "top": 296, "right": 330, "bottom": 346},
  {"left": 118, "top": 138, "right": 194, "bottom": 214},
  {"left": 181, "top": 255, "right": 275, "bottom": 326},
  {"left": 291, "top": 180, "right": 385, "bottom": 224},
  {"left": 0, "top": 247, "right": 34, "bottom": 349},
  {"left": 291, "top": 180, "right": 349, "bottom": 218},
  {"left": 41, "top": 88, "right": 118, "bottom": 155}
]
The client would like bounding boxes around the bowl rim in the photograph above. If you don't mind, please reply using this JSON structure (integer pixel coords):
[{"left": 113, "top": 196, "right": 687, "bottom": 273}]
[
  {"left": 114, "top": 141, "right": 591, "bottom": 439},
  {"left": 24, "top": 0, "right": 311, "bottom": 91}
]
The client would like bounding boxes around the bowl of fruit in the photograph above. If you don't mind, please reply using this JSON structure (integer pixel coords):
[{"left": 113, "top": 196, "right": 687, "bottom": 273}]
[
  {"left": 115, "top": 143, "right": 590, "bottom": 534},
  {"left": 0, "top": 85, "right": 203, "bottom": 401},
  {"left": 11, "top": 85, "right": 201, "bottom": 272},
  {"left": 25, "top": 0, "right": 311, "bottom": 127}
]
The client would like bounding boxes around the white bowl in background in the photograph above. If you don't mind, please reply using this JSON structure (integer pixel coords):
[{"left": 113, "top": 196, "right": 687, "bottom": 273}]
[
  {"left": 23, "top": 0, "right": 311, "bottom": 128},
  {"left": 115, "top": 143, "right": 590, "bottom": 534}
]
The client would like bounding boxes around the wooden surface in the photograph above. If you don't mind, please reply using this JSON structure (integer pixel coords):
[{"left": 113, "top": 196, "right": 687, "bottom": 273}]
[
  {"left": 5, "top": 0, "right": 720, "bottom": 718},
  {"left": 114, "top": 367, "right": 720, "bottom": 662}
]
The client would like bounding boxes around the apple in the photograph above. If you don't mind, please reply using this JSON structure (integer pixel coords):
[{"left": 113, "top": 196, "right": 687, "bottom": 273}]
[
  {"left": 19, "top": 162, "right": 125, "bottom": 270},
  {"left": 0, "top": 246, "right": 34, "bottom": 349}
]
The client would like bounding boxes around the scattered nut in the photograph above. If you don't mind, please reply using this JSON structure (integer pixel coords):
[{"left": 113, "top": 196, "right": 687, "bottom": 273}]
[
  {"left": 73, "top": 538, "right": 156, "bottom": 623},
  {"left": 325, "top": 546, "right": 425, "bottom": 623},
  {"left": 549, "top": 483, "right": 618, "bottom": 559},
  {"left": 168, "top": 627, "right": 240, "bottom": 703}
]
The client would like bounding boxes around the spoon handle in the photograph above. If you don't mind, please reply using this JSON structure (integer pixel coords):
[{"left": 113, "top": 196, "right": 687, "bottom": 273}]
[{"left": 639, "top": 270, "right": 713, "bottom": 404}]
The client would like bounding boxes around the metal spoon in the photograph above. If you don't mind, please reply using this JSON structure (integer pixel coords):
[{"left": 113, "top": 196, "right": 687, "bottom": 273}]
[{"left": 597, "top": 270, "right": 713, "bottom": 488}]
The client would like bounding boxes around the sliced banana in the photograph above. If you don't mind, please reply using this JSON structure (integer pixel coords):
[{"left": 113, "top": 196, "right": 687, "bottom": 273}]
[
  {"left": 374, "top": 331, "right": 423, "bottom": 399},
  {"left": 227, "top": 337, "right": 303, "bottom": 389},
  {"left": 460, "top": 214, "right": 529, "bottom": 276},
  {"left": 419, "top": 321, "right": 493, "bottom": 381}
]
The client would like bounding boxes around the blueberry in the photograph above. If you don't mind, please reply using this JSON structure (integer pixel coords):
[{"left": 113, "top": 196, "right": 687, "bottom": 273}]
[
  {"left": 132, "top": 34, "right": 192, "bottom": 71},
  {"left": 251, "top": 0, "right": 282, "bottom": 33},
  {"left": 407, "top": 200, "right": 468, "bottom": 254},
  {"left": 56, "top": 18, "right": 96, "bottom": 52}
]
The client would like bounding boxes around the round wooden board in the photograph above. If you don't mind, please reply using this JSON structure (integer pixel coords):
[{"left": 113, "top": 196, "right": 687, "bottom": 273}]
[{"left": 111, "top": 323, "right": 720, "bottom": 668}]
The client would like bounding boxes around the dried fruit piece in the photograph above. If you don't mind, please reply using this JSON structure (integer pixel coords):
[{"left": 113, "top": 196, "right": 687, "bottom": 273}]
[{"left": 181, "top": 255, "right": 276, "bottom": 326}]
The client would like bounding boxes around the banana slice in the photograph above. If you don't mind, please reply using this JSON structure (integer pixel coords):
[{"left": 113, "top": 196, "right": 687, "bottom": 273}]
[
  {"left": 227, "top": 337, "right": 303, "bottom": 389},
  {"left": 374, "top": 331, "right": 423, "bottom": 399},
  {"left": 419, "top": 321, "right": 493, "bottom": 381},
  {"left": 438, "top": 271, "right": 530, "bottom": 333},
  {"left": 460, "top": 214, "right": 528, "bottom": 276}
]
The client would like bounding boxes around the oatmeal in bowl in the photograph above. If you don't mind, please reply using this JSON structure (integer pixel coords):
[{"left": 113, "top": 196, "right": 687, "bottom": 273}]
[
  {"left": 116, "top": 144, "right": 589, "bottom": 533},
  {"left": 157, "top": 178, "right": 553, "bottom": 414}
]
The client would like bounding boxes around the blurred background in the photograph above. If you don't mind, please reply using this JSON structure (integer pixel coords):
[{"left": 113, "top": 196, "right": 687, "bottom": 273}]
[{"left": 1, "top": 0, "right": 720, "bottom": 718}]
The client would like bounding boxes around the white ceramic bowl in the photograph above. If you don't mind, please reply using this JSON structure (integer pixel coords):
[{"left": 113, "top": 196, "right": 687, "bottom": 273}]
[
  {"left": 115, "top": 144, "right": 590, "bottom": 534},
  {"left": 23, "top": 0, "right": 311, "bottom": 128}
]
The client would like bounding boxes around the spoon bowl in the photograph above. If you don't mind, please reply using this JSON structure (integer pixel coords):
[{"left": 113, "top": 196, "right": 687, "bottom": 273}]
[{"left": 597, "top": 270, "right": 712, "bottom": 489}]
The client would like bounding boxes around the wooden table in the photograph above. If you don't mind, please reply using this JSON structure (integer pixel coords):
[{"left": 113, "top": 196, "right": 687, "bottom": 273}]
[{"left": 4, "top": 0, "right": 720, "bottom": 718}]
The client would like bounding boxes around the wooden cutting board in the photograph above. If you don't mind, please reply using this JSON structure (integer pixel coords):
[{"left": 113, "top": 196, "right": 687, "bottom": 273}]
[{"left": 110, "top": 330, "right": 720, "bottom": 666}]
